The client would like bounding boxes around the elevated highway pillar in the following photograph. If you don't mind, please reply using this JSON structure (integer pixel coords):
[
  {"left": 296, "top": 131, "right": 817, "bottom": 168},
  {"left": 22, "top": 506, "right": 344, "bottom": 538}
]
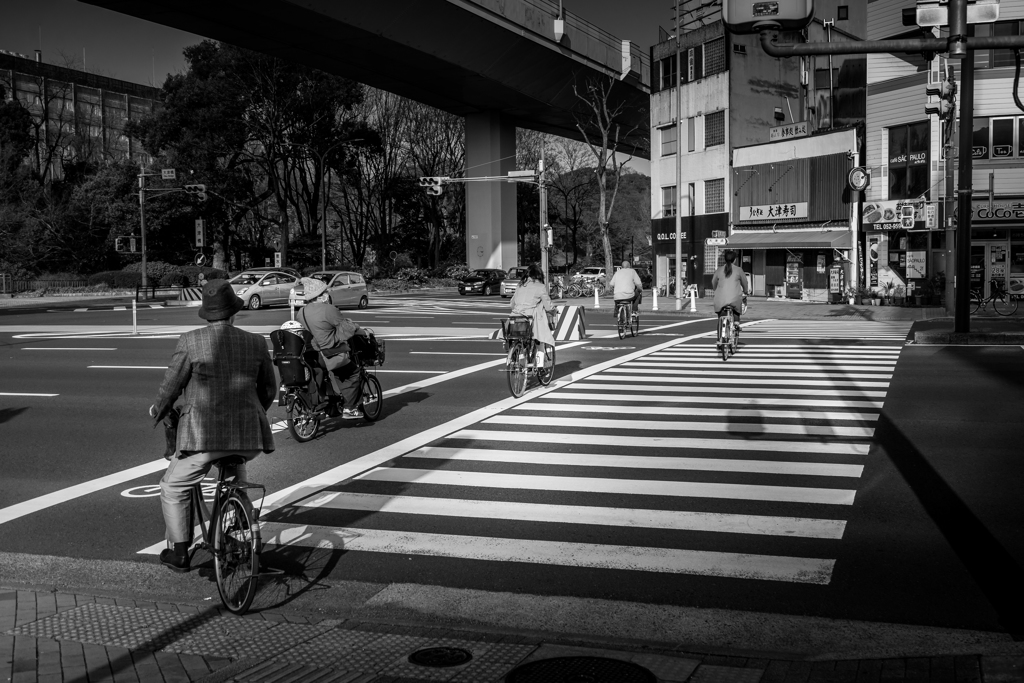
[{"left": 466, "top": 111, "right": 516, "bottom": 270}]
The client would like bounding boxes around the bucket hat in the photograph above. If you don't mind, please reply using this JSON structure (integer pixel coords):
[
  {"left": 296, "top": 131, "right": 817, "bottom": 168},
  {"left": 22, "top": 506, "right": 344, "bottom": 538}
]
[
  {"left": 300, "top": 277, "right": 328, "bottom": 301},
  {"left": 198, "top": 279, "right": 245, "bottom": 321}
]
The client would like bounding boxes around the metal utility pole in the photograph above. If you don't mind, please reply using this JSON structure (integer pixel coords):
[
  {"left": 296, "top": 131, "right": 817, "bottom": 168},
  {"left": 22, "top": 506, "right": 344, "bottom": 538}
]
[
  {"left": 674, "top": 0, "right": 684, "bottom": 310},
  {"left": 138, "top": 164, "right": 148, "bottom": 291},
  {"left": 954, "top": 18, "right": 974, "bottom": 333},
  {"left": 539, "top": 154, "right": 549, "bottom": 283}
]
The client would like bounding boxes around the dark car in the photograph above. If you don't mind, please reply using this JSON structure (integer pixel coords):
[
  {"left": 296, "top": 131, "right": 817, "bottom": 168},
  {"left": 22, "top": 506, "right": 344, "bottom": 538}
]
[{"left": 458, "top": 268, "right": 506, "bottom": 296}]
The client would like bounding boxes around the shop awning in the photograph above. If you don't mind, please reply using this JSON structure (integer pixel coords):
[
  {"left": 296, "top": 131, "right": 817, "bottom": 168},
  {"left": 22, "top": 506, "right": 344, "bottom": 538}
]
[{"left": 726, "top": 230, "right": 852, "bottom": 250}]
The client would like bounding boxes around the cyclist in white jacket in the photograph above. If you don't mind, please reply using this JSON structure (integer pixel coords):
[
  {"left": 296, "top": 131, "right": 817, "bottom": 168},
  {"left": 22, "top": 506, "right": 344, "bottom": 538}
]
[{"left": 608, "top": 260, "right": 642, "bottom": 318}]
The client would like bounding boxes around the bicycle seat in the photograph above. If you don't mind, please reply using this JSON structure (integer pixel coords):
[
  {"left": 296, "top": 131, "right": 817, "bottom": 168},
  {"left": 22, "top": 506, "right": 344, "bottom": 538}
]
[{"left": 216, "top": 455, "right": 248, "bottom": 469}]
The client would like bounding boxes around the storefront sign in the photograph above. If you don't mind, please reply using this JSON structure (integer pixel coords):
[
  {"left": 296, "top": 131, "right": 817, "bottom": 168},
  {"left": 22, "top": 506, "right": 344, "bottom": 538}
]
[
  {"left": 863, "top": 200, "right": 923, "bottom": 230},
  {"left": 769, "top": 121, "right": 809, "bottom": 142},
  {"left": 786, "top": 252, "right": 802, "bottom": 284},
  {"left": 868, "top": 235, "right": 880, "bottom": 287},
  {"left": 906, "top": 251, "right": 927, "bottom": 279},
  {"left": 656, "top": 231, "right": 687, "bottom": 241},
  {"left": 739, "top": 202, "right": 809, "bottom": 220},
  {"left": 829, "top": 265, "right": 842, "bottom": 294},
  {"left": 957, "top": 200, "right": 1024, "bottom": 224},
  {"left": 817, "top": 254, "right": 826, "bottom": 274}
]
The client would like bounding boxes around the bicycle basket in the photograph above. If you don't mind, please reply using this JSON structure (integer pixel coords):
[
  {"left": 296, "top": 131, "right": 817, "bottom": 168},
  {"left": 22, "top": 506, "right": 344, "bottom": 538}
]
[
  {"left": 503, "top": 317, "right": 533, "bottom": 341},
  {"left": 351, "top": 329, "right": 385, "bottom": 366}
]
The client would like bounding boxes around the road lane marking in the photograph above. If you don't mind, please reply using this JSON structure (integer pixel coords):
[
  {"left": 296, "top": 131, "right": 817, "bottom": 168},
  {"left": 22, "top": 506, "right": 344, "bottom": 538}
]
[
  {"left": 483, "top": 415, "right": 874, "bottom": 439},
  {"left": 540, "top": 392, "right": 883, "bottom": 409},
  {"left": 403, "top": 446, "right": 864, "bottom": 477},
  {"left": 257, "top": 523, "right": 836, "bottom": 584},
  {"left": 299, "top": 491, "right": 849, "bottom": 538},
  {"left": 595, "top": 374, "right": 890, "bottom": 388},
  {"left": 87, "top": 366, "right": 168, "bottom": 369},
  {"left": 626, "top": 361, "right": 895, "bottom": 372},
  {"left": 410, "top": 352, "right": 507, "bottom": 356},
  {"left": 0, "top": 392, "right": 59, "bottom": 397},
  {"left": 450, "top": 429, "right": 870, "bottom": 455},
  {"left": 513, "top": 402, "right": 879, "bottom": 422},
  {"left": 569, "top": 382, "right": 888, "bottom": 398},
  {"left": 23, "top": 347, "right": 118, "bottom": 351},
  {"left": 610, "top": 367, "right": 892, "bottom": 379},
  {"left": 0, "top": 460, "right": 168, "bottom": 526},
  {"left": 376, "top": 370, "right": 447, "bottom": 374}
]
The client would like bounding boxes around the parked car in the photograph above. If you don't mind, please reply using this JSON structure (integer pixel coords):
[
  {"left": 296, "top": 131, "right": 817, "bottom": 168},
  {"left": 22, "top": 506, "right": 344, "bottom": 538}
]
[
  {"left": 458, "top": 269, "right": 506, "bottom": 296},
  {"left": 500, "top": 266, "right": 529, "bottom": 298},
  {"left": 229, "top": 270, "right": 301, "bottom": 310},
  {"left": 574, "top": 266, "right": 607, "bottom": 284},
  {"left": 241, "top": 266, "right": 302, "bottom": 279},
  {"left": 289, "top": 270, "right": 369, "bottom": 309}
]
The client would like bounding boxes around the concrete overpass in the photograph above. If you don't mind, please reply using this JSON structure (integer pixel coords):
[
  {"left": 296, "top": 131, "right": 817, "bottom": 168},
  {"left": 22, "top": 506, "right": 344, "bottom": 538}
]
[{"left": 81, "top": 0, "right": 650, "bottom": 269}]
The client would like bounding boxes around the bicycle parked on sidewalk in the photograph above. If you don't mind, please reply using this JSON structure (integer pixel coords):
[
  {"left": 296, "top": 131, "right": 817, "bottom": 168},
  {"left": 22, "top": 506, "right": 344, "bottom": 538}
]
[
  {"left": 501, "top": 314, "right": 555, "bottom": 397},
  {"left": 182, "top": 455, "right": 265, "bottom": 614},
  {"left": 971, "top": 279, "right": 1018, "bottom": 316}
]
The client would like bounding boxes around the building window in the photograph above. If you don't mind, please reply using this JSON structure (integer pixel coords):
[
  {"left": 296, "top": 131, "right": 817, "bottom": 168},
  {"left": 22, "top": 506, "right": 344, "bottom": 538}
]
[
  {"left": 660, "top": 55, "right": 677, "bottom": 90},
  {"left": 705, "top": 110, "right": 725, "bottom": 147},
  {"left": 704, "top": 38, "right": 726, "bottom": 76},
  {"left": 705, "top": 178, "right": 725, "bottom": 213},
  {"left": 974, "top": 21, "right": 1022, "bottom": 69},
  {"left": 888, "top": 122, "right": 930, "bottom": 200},
  {"left": 662, "top": 186, "right": 677, "bottom": 217},
  {"left": 687, "top": 117, "right": 696, "bottom": 152},
  {"left": 837, "top": 5, "right": 849, "bottom": 21},
  {"left": 973, "top": 117, "right": 990, "bottom": 159},
  {"left": 661, "top": 125, "right": 678, "bottom": 157},
  {"left": 733, "top": 43, "right": 747, "bottom": 55},
  {"left": 992, "top": 117, "right": 1014, "bottom": 157}
]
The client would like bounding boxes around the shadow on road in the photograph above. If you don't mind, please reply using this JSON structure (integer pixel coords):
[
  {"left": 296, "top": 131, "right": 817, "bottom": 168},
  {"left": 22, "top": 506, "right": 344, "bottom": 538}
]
[{"left": 0, "top": 407, "right": 28, "bottom": 425}]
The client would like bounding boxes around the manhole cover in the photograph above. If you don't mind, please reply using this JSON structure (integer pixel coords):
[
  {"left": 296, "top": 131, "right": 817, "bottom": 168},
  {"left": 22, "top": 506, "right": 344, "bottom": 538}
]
[
  {"left": 506, "top": 656, "right": 656, "bottom": 683},
  {"left": 407, "top": 646, "right": 474, "bottom": 668}
]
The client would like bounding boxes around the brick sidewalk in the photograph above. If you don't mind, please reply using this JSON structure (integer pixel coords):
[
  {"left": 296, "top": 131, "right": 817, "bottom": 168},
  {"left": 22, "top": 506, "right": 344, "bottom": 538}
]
[{"left": 4, "top": 587, "right": 1023, "bottom": 683}]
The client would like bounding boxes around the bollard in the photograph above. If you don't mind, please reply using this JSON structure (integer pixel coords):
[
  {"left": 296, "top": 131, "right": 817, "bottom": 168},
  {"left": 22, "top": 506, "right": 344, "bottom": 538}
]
[
  {"left": 689, "top": 286, "right": 697, "bottom": 313},
  {"left": 593, "top": 286, "right": 600, "bottom": 309},
  {"left": 132, "top": 298, "right": 138, "bottom": 336},
  {"left": 290, "top": 300, "right": 295, "bottom": 321},
  {"left": 652, "top": 287, "right": 659, "bottom": 311}
]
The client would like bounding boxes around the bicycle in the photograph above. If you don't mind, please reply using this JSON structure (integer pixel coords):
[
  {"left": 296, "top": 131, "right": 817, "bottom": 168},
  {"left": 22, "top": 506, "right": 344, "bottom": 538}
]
[
  {"left": 615, "top": 299, "right": 639, "bottom": 339},
  {"left": 971, "top": 279, "right": 1018, "bottom": 316},
  {"left": 501, "top": 315, "right": 555, "bottom": 398},
  {"left": 717, "top": 304, "right": 740, "bottom": 361},
  {"left": 183, "top": 455, "right": 265, "bottom": 614},
  {"left": 271, "top": 329, "right": 385, "bottom": 442}
]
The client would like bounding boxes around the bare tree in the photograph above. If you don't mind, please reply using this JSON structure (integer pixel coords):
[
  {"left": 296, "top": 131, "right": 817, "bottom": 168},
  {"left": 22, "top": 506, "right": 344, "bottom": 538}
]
[
  {"left": 546, "top": 136, "right": 597, "bottom": 269},
  {"left": 573, "top": 75, "right": 645, "bottom": 278}
]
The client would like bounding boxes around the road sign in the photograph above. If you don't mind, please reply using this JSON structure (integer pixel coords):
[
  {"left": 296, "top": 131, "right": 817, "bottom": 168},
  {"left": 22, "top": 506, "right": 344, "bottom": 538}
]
[
  {"left": 274, "top": 252, "right": 282, "bottom": 268},
  {"left": 900, "top": 205, "right": 916, "bottom": 229},
  {"left": 161, "top": 169, "right": 176, "bottom": 180},
  {"left": 706, "top": 237, "right": 729, "bottom": 246},
  {"left": 195, "top": 219, "right": 205, "bottom": 247}
]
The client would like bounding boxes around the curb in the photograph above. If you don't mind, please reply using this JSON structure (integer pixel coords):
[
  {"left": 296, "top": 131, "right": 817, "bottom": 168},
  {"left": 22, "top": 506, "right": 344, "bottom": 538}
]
[{"left": 913, "top": 331, "right": 1024, "bottom": 344}]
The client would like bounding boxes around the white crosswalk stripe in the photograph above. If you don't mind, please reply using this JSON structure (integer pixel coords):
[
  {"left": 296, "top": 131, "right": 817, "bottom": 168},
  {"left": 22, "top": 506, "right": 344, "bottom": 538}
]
[{"left": 255, "top": 319, "right": 911, "bottom": 585}]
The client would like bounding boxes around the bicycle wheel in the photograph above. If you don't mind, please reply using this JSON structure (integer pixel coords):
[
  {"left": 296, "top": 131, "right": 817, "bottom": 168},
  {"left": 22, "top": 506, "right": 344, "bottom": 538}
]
[
  {"left": 970, "top": 291, "right": 982, "bottom": 314},
  {"left": 214, "top": 491, "right": 260, "bottom": 615},
  {"left": 630, "top": 309, "right": 639, "bottom": 338},
  {"left": 286, "top": 393, "right": 320, "bottom": 443},
  {"left": 537, "top": 344, "right": 555, "bottom": 386},
  {"left": 993, "top": 294, "right": 1018, "bottom": 316},
  {"left": 721, "top": 317, "right": 732, "bottom": 361},
  {"left": 617, "top": 305, "right": 627, "bottom": 339},
  {"left": 506, "top": 345, "right": 528, "bottom": 397},
  {"left": 361, "top": 372, "right": 383, "bottom": 421}
]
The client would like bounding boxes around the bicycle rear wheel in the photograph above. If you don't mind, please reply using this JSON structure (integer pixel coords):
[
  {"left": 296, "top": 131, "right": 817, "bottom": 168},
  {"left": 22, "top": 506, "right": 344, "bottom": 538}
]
[
  {"left": 214, "top": 491, "right": 260, "bottom": 614},
  {"left": 361, "top": 372, "right": 383, "bottom": 421},
  {"left": 993, "top": 294, "right": 1018, "bottom": 316},
  {"left": 286, "top": 393, "right": 320, "bottom": 443},
  {"left": 537, "top": 344, "right": 555, "bottom": 386},
  {"left": 507, "top": 345, "right": 528, "bottom": 397},
  {"left": 630, "top": 309, "right": 639, "bottom": 337},
  {"left": 970, "top": 292, "right": 982, "bottom": 314},
  {"left": 721, "top": 316, "right": 732, "bottom": 361},
  {"left": 616, "top": 305, "right": 627, "bottom": 339}
]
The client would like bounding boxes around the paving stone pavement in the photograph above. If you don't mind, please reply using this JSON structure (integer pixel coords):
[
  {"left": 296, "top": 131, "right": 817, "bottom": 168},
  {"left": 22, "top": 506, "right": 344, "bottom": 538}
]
[{"left": 3, "top": 588, "right": 1024, "bottom": 682}]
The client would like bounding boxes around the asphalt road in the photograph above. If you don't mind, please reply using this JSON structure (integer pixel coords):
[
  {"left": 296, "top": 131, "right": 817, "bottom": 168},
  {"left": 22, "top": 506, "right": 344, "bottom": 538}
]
[{"left": 1, "top": 291, "right": 1020, "bottom": 639}]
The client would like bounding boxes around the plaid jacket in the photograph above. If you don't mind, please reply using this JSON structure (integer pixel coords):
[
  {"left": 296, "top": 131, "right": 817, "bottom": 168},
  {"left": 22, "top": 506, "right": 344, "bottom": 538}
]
[{"left": 154, "top": 323, "right": 276, "bottom": 453}]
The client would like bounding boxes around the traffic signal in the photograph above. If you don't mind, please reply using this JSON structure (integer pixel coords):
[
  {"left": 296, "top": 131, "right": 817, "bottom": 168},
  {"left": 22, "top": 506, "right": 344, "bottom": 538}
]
[
  {"left": 418, "top": 176, "right": 443, "bottom": 196},
  {"left": 544, "top": 225, "right": 553, "bottom": 249},
  {"left": 184, "top": 184, "right": 208, "bottom": 201},
  {"left": 925, "top": 70, "right": 956, "bottom": 122},
  {"left": 115, "top": 236, "right": 126, "bottom": 252}
]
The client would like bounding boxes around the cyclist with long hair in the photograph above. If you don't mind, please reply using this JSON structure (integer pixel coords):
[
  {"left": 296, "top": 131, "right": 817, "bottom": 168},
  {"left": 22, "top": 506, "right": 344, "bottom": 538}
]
[
  {"left": 510, "top": 264, "right": 556, "bottom": 369},
  {"left": 712, "top": 249, "right": 749, "bottom": 333}
]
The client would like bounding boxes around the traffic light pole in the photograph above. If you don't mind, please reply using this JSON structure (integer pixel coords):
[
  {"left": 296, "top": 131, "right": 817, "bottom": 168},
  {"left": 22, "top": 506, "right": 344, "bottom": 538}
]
[
  {"left": 138, "top": 165, "right": 148, "bottom": 291},
  {"left": 954, "top": 31, "right": 975, "bottom": 333},
  {"left": 539, "top": 157, "right": 549, "bottom": 284}
]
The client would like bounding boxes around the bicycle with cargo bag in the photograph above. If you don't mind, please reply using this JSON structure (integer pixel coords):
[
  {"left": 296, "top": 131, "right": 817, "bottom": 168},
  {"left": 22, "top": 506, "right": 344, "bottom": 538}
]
[{"left": 501, "top": 314, "right": 555, "bottom": 397}]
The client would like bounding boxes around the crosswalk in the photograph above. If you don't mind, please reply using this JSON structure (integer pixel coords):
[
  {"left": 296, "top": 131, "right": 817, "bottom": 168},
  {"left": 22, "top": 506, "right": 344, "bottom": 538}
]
[{"left": 257, "top": 320, "right": 912, "bottom": 586}]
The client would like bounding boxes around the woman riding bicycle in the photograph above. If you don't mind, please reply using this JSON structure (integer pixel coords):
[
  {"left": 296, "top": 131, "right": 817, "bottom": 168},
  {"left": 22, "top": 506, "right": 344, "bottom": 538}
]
[
  {"left": 510, "top": 264, "right": 555, "bottom": 368},
  {"left": 712, "top": 250, "right": 749, "bottom": 329}
]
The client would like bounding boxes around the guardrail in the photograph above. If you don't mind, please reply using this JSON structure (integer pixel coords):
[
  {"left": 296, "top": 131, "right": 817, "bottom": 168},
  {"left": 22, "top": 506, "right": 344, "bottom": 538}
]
[{"left": 0, "top": 278, "right": 89, "bottom": 293}]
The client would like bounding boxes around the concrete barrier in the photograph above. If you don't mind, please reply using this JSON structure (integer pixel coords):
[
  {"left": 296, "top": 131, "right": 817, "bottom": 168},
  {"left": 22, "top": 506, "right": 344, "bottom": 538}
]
[
  {"left": 180, "top": 287, "right": 202, "bottom": 301},
  {"left": 552, "top": 305, "right": 586, "bottom": 340}
]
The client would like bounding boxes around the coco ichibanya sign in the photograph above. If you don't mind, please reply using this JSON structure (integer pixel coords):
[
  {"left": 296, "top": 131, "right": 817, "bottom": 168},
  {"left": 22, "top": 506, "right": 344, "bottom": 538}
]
[{"left": 739, "top": 202, "right": 808, "bottom": 220}]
